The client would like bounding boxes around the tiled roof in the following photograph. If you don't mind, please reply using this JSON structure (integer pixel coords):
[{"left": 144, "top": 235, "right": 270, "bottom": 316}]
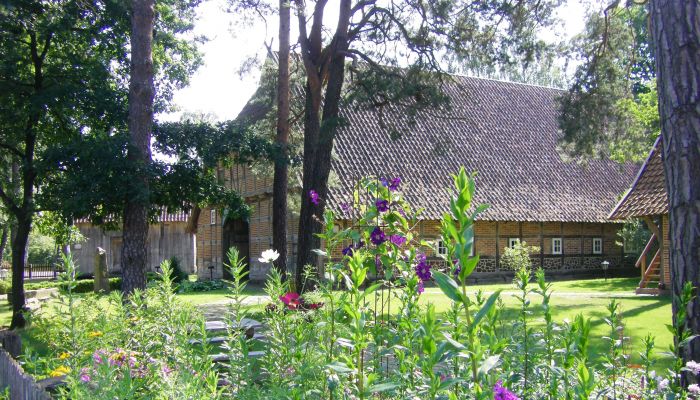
[
  {"left": 609, "top": 137, "right": 668, "bottom": 219},
  {"left": 324, "top": 75, "right": 639, "bottom": 222},
  {"left": 74, "top": 209, "right": 191, "bottom": 224}
]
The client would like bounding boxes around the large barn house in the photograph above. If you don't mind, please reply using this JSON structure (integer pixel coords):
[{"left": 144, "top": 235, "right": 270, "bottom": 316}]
[{"left": 196, "top": 74, "right": 639, "bottom": 282}]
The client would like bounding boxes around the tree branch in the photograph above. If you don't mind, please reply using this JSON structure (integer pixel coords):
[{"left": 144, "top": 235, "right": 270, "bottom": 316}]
[{"left": 0, "top": 142, "right": 23, "bottom": 158}]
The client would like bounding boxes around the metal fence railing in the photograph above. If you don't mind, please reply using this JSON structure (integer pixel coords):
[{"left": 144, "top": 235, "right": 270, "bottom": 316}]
[{"left": 0, "top": 264, "right": 60, "bottom": 281}]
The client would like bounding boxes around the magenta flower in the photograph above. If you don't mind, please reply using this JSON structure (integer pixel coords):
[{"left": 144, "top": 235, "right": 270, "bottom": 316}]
[
  {"left": 309, "top": 190, "right": 319, "bottom": 205},
  {"left": 375, "top": 199, "right": 389, "bottom": 212},
  {"left": 389, "top": 235, "right": 406, "bottom": 247},
  {"left": 494, "top": 381, "right": 520, "bottom": 400},
  {"left": 370, "top": 227, "right": 386, "bottom": 245},
  {"left": 280, "top": 292, "right": 301, "bottom": 310}
]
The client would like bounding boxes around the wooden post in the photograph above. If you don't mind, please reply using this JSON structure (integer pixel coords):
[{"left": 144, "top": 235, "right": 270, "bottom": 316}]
[{"left": 94, "top": 247, "right": 109, "bottom": 293}]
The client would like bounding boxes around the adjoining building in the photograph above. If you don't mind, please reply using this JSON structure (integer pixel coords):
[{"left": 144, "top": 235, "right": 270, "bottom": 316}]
[
  {"left": 197, "top": 74, "right": 639, "bottom": 282},
  {"left": 72, "top": 210, "right": 196, "bottom": 276},
  {"left": 609, "top": 137, "right": 671, "bottom": 294}
]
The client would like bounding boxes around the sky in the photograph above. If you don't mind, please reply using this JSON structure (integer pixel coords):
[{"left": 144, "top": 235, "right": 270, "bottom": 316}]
[{"left": 158, "top": 0, "right": 588, "bottom": 123}]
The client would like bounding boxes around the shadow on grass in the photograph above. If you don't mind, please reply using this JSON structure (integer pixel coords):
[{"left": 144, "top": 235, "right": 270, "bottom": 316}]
[{"left": 561, "top": 277, "right": 640, "bottom": 293}]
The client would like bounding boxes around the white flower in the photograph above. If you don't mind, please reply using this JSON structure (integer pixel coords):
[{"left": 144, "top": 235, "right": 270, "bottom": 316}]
[
  {"left": 687, "top": 360, "right": 700, "bottom": 375},
  {"left": 657, "top": 378, "right": 669, "bottom": 391},
  {"left": 688, "top": 384, "right": 700, "bottom": 394},
  {"left": 258, "top": 249, "right": 280, "bottom": 264}
]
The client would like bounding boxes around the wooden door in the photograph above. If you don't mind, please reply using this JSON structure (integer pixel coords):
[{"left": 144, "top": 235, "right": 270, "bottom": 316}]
[{"left": 222, "top": 219, "right": 249, "bottom": 280}]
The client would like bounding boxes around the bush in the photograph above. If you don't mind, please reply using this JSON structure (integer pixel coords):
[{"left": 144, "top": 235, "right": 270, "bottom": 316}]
[
  {"left": 168, "top": 257, "right": 188, "bottom": 283},
  {"left": 178, "top": 279, "right": 226, "bottom": 293}
]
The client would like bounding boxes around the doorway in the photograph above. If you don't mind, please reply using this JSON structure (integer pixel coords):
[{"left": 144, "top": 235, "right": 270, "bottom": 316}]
[{"left": 221, "top": 219, "right": 249, "bottom": 280}]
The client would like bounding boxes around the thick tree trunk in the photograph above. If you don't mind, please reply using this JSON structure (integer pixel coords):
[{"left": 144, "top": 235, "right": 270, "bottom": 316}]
[
  {"left": 9, "top": 215, "right": 29, "bottom": 329},
  {"left": 294, "top": 0, "right": 352, "bottom": 292},
  {"left": 121, "top": 0, "right": 155, "bottom": 295},
  {"left": 649, "top": 0, "right": 700, "bottom": 375},
  {"left": 0, "top": 226, "right": 8, "bottom": 265},
  {"left": 272, "top": 0, "right": 291, "bottom": 280}
]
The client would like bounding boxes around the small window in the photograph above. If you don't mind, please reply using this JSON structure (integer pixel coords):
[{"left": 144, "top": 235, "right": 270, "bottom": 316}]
[
  {"left": 210, "top": 209, "right": 216, "bottom": 225},
  {"left": 592, "top": 238, "right": 603, "bottom": 254},
  {"left": 552, "top": 238, "right": 562, "bottom": 255},
  {"left": 508, "top": 238, "right": 520, "bottom": 248},
  {"left": 437, "top": 240, "right": 448, "bottom": 256}
]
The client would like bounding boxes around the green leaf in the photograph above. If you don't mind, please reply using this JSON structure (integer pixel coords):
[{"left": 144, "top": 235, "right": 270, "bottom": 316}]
[
  {"left": 433, "top": 271, "right": 464, "bottom": 303},
  {"left": 327, "top": 361, "right": 353, "bottom": 374},
  {"left": 367, "top": 383, "right": 399, "bottom": 393},
  {"left": 477, "top": 355, "right": 500, "bottom": 376},
  {"left": 469, "top": 290, "right": 501, "bottom": 333}
]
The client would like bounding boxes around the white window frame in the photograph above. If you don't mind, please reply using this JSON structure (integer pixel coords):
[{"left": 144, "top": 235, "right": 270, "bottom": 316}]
[
  {"left": 437, "top": 240, "right": 448, "bottom": 256},
  {"left": 552, "top": 238, "right": 562, "bottom": 255},
  {"left": 508, "top": 238, "right": 520, "bottom": 249},
  {"left": 592, "top": 238, "right": 603, "bottom": 254},
  {"left": 210, "top": 209, "right": 216, "bottom": 225}
]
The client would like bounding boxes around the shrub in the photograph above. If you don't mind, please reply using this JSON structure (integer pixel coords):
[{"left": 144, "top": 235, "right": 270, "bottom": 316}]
[
  {"left": 168, "top": 257, "right": 188, "bottom": 283},
  {"left": 178, "top": 279, "right": 225, "bottom": 293}
]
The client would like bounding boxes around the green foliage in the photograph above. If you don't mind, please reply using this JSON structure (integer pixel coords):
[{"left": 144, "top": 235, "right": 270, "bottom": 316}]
[
  {"left": 27, "top": 231, "right": 56, "bottom": 265},
  {"left": 616, "top": 218, "right": 652, "bottom": 257},
  {"left": 500, "top": 241, "right": 540, "bottom": 272},
  {"left": 178, "top": 279, "right": 226, "bottom": 293},
  {"left": 558, "top": 3, "right": 658, "bottom": 162}
]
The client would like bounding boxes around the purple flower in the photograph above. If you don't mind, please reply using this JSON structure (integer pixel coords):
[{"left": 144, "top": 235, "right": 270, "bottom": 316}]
[
  {"left": 309, "top": 190, "right": 319, "bottom": 205},
  {"left": 375, "top": 199, "right": 389, "bottom": 212},
  {"left": 340, "top": 202, "right": 352, "bottom": 213},
  {"left": 494, "top": 381, "right": 520, "bottom": 400},
  {"left": 417, "top": 280, "right": 425, "bottom": 294},
  {"left": 414, "top": 253, "right": 431, "bottom": 281},
  {"left": 452, "top": 259, "right": 461, "bottom": 278},
  {"left": 388, "top": 177, "right": 401, "bottom": 191},
  {"left": 370, "top": 227, "right": 386, "bottom": 245},
  {"left": 375, "top": 255, "right": 382, "bottom": 270},
  {"left": 389, "top": 235, "right": 406, "bottom": 247},
  {"left": 80, "top": 368, "right": 91, "bottom": 383},
  {"left": 342, "top": 245, "right": 354, "bottom": 257}
]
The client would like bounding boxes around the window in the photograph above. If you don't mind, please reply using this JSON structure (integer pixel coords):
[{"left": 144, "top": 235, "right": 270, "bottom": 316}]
[
  {"left": 210, "top": 209, "right": 216, "bottom": 225},
  {"left": 552, "top": 238, "right": 562, "bottom": 255},
  {"left": 437, "top": 240, "right": 448, "bottom": 256},
  {"left": 592, "top": 238, "right": 603, "bottom": 254},
  {"left": 508, "top": 238, "right": 520, "bottom": 248}
]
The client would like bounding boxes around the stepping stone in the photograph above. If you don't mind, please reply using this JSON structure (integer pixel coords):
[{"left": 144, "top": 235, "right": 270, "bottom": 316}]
[
  {"left": 204, "top": 318, "right": 263, "bottom": 333},
  {"left": 211, "top": 351, "right": 264, "bottom": 363},
  {"left": 189, "top": 332, "right": 267, "bottom": 346}
]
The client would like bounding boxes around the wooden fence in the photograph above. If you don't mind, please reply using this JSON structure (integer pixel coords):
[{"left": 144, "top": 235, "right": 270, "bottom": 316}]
[{"left": 0, "top": 348, "right": 51, "bottom": 400}]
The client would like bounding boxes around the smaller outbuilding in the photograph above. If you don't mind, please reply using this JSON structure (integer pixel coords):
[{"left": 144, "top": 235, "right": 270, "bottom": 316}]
[
  {"left": 72, "top": 210, "right": 196, "bottom": 276},
  {"left": 609, "top": 137, "right": 670, "bottom": 294}
]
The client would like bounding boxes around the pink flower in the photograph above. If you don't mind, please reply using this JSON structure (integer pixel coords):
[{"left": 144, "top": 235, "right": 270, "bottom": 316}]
[
  {"left": 79, "top": 367, "right": 91, "bottom": 383},
  {"left": 280, "top": 292, "right": 301, "bottom": 310}
]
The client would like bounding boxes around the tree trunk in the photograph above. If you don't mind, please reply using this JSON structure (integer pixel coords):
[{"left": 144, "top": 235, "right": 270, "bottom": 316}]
[
  {"left": 294, "top": 0, "right": 352, "bottom": 292},
  {"left": 0, "top": 226, "right": 8, "bottom": 265},
  {"left": 272, "top": 0, "right": 291, "bottom": 280},
  {"left": 9, "top": 215, "right": 29, "bottom": 329},
  {"left": 649, "top": 0, "right": 700, "bottom": 375},
  {"left": 121, "top": 0, "right": 155, "bottom": 295}
]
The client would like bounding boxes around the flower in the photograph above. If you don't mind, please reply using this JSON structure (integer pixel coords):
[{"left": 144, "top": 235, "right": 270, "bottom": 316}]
[
  {"left": 389, "top": 234, "right": 406, "bottom": 247},
  {"left": 93, "top": 349, "right": 108, "bottom": 364},
  {"left": 340, "top": 202, "right": 352, "bottom": 213},
  {"left": 259, "top": 249, "right": 280, "bottom": 264},
  {"left": 375, "top": 254, "right": 382, "bottom": 270},
  {"left": 79, "top": 368, "right": 91, "bottom": 383},
  {"left": 342, "top": 241, "right": 364, "bottom": 257},
  {"left": 49, "top": 365, "right": 70, "bottom": 378},
  {"left": 88, "top": 331, "right": 103, "bottom": 338},
  {"left": 415, "top": 258, "right": 432, "bottom": 281},
  {"left": 689, "top": 384, "right": 700, "bottom": 395},
  {"left": 388, "top": 177, "right": 401, "bottom": 191},
  {"left": 375, "top": 199, "right": 389, "bottom": 212},
  {"left": 280, "top": 292, "right": 301, "bottom": 310},
  {"left": 58, "top": 352, "right": 70, "bottom": 360},
  {"left": 494, "top": 381, "right": 520, "bottom": 400},
  {"left": 657, "top": 377, "right": 669, "bottom": 391},
  {"left": 370, "top": 227, "right": 386, "bottom": 245},
  {"left": 309, "top": 190, "right": 319, "bottom": 205},
  {"left": 452, "top": 259, "right": 461, "bottom": 278},
  {"left": 686, "top": 360, "right": 700, "bottom": 375},
  {"left": 417, "top": 280, "right": 425, "bottom": 294}
]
